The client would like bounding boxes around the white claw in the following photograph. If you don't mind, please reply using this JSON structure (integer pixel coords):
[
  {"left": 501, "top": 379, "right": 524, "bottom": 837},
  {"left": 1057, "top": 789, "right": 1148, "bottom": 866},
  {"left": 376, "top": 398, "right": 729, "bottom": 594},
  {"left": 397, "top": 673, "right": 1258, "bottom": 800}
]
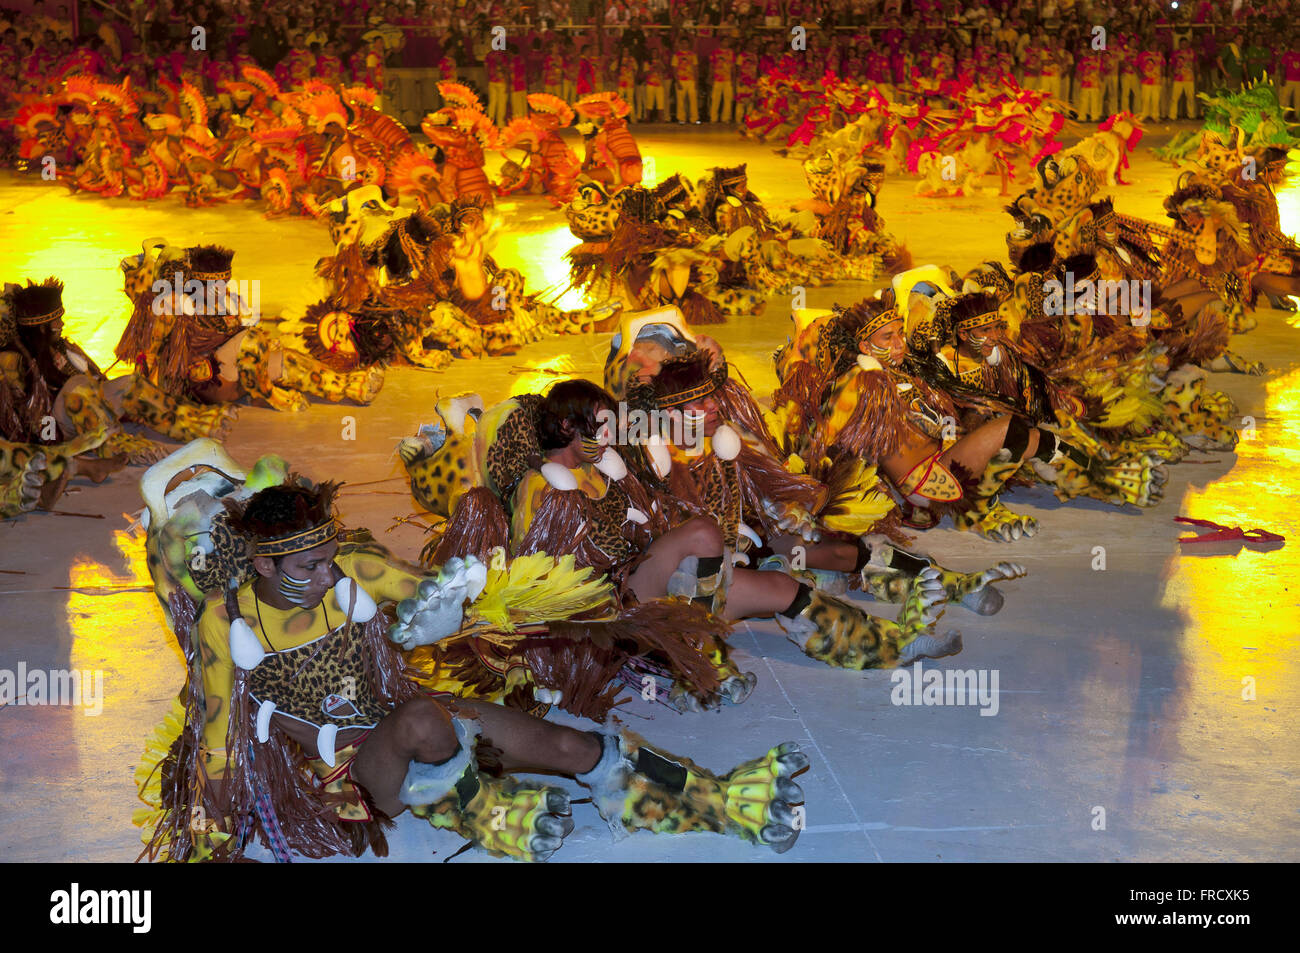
[
  {"left": 317, "top": 723, "right": 339, "bottom": 768},
  {"left": 463, "top": 557, "right": 487, "bottom": 602},
  {"left": 255, "top": 700, "right": 276, "bottom": 743},
  {"left": 333, "top": 577, "right": 377, "bottom": 623},
  {"left": 229, "top": 617, "right": 267, "bottom": 671}
]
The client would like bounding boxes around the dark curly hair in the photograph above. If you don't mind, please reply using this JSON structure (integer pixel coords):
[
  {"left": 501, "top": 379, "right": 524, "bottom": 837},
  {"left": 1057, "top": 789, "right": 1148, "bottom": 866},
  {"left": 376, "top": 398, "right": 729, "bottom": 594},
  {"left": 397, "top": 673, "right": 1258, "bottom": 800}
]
[
  {"left": 535, "top": 379, "right": 616, "bottom": 451},
  {"left": 226, "top": 480, "right": 339, "bottom": 547}
]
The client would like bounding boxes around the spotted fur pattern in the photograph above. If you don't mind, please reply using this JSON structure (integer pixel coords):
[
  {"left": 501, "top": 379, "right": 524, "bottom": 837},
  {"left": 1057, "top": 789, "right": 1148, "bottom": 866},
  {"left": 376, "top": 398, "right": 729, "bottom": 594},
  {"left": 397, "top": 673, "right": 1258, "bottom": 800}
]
[{"left": 402, "top": 432, "right": 477, "bottom": 518}]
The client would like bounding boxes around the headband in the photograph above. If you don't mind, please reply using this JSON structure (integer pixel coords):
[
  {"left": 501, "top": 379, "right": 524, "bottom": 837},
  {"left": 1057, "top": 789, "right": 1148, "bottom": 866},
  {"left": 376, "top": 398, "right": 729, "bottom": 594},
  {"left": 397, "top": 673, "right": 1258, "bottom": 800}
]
[
  {"left": 955, "top": 309, "right": 1001, "bottom": 333},
  {"left": 253, "top": 518, "right": 339, "bottom": 557},
  {"left": 16, "top": 306, "right": 64, "bottom": 326},
  {"left": 655, "top": 375, "right": 721, "bottom": 409},
  {"left": 856, "top": 308, "right": 899, "bottom": 342}
]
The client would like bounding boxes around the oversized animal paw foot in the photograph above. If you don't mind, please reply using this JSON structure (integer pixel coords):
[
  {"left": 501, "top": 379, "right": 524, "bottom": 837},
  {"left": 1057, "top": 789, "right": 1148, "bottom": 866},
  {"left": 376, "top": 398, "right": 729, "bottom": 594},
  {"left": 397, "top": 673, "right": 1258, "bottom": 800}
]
[
  {"left": 1114, "top": 429, "right": 1189, "bottom": 463},
  {"left": 960, "top": 502, "right": 1038, "bottom": 542},
  {"left": 897, "top": 628, "right": 964, "bottom": 664},
  {"left": 896, "top": 566, "right": 949, "bottom": 634},
  {"left": 719, "top": 742, "right": 809, "bottom": 853},
  {"left": 948, "top": 561, "right": 1027, "bottom": 615},
  {"left": 388, "top": 555, "right": 487, "bottom": 649},
  {"left": 1, "top": 452, "right": 48, "bottom": 516},
  {"left": 1199, "top": 388, "right": 1238, "bottom": 421},
  {"left": 345, "top": 365, "right": 386, "bottom": 404},
  {"left": 1207, "top": 350, "right": 1265, "bottom": 376},
  {"left": 1093, "top": 455, "right": 1167, "bottom": 506},
  {"left": 171, "top": 402, "right": 239, "bottom": 441},
  {"left": 418, "top": 774, "right": 574, "bottom": 863},
  {"left": 668, "top": 670, "right": 757, "bottom": 712}
]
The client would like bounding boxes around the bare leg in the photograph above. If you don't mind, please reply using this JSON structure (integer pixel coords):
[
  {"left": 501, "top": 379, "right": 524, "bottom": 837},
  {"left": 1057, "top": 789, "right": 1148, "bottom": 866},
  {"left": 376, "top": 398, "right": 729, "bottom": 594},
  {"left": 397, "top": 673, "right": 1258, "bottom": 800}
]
[
  {"left": 451, "top": 698, "right": 602, "bottom": 776},
  {"left": 1252, "top": 271, "right": 1300, "bottom": 299},
  {"left": 941, "top": 414, "right": 1039, "bottom": 475},
  {"left": 353, "top": 696, "right": 601, "bottom": 818},
  {"left": 722, "top": 567, "right": 799, "bottom": 621},
  {"left": 1163, "top": 277, "right": 1207, "bottom": 298},
  {"left": 351, "top": 696, "right": 460, "bottom": 817},
  {"left": 1170, "top": 290, "right": 1223, "bottom": 319},
  {"left": 627, "top": 516, "right": 724, "bottom": 603},
  {"left": 768, "top": 533, "right": 857, "bottom": 572}
]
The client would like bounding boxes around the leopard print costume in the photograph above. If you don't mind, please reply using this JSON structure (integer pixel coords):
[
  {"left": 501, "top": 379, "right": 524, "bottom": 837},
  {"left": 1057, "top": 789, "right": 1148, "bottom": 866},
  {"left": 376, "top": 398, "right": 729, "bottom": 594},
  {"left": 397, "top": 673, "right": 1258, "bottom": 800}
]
[
  {"left": 235, "top": 325, "right": 384, "bottom": 412},
  {"left": 402, "top": 432, "right": 479, "bottom": 518},
  {"left": 246, "top": 620, "right": 390, "bottom": 730},
  {"left": 483, "top": 395, "right": 544, "bottom": 503}
]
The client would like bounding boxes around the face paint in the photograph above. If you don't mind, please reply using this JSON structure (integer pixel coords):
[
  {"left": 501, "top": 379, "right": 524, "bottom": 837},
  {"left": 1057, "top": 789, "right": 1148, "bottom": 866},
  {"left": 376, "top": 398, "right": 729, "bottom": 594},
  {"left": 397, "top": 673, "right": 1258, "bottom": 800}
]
[
  {"left": 580, "top": 435, "right": 604, "bottom": 463},
  {"left": 278, "top": 570, "right": 314, "bottom": 606}
]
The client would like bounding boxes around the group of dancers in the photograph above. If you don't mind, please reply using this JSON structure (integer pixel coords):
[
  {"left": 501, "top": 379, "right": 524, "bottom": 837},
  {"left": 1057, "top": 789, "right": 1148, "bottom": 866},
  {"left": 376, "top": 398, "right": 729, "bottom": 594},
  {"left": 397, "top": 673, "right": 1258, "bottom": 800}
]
[{"left": 2, "top": 39, "right": 1298, "bottom": 862}]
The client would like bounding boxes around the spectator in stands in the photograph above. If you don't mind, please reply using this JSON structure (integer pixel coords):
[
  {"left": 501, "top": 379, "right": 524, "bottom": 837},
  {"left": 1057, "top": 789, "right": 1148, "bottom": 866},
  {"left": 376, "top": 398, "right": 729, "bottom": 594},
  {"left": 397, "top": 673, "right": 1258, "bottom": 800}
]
[
  {"left": 1169, "top": 36, "right": 1197, "bottom": 120},
  {"left": 1137, "top": 35, "right": 1164, "bottom": 121},
  {"left": 249, "top": 12, "right": 290, "bottom": 69},
  {"left": 1241, "top": 33, "right": 1270, "bottom": 84},
  {"left": 1217, "top": 31, "right": 1246, "bottom": 89},
  {"left": 672, "top": 31, "right": 700, "bottom": 124}
]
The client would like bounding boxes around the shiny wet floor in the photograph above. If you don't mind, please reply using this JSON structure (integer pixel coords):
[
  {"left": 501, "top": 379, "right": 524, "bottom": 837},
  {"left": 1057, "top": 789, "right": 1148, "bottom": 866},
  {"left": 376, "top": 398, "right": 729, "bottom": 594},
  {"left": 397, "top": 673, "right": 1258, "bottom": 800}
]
[{"left": 0, "top": 126, "right": 1297, "bottom": 862}]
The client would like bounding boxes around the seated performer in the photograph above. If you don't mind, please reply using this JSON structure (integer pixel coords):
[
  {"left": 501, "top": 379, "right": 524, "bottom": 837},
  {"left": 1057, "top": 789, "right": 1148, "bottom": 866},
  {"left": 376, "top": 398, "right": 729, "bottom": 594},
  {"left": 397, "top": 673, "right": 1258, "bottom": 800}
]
[
  {"left": 506, "top": 373, "right": 964, "bottom": 678},
  {"left": 118, "top": 241, "right": 384, "bottom": 412},
  {"left": 615, "top": 307, "right": 1024, "bottom": 614},
  {"left": 811, "top": 280, "right": 1165, "bottom": 541},
  {"left": 1, "top": 277, "right": 236, "bottom": 513},
  {"left": 137, "top": 470, "right": 808, "bottom": 862}
]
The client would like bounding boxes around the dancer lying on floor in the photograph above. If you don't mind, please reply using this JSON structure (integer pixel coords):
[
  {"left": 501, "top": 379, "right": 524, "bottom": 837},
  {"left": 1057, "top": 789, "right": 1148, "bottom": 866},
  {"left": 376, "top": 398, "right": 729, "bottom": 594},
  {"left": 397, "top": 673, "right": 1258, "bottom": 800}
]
[{"left": 138, "top": 475, "right": 807, "bottom": 861}]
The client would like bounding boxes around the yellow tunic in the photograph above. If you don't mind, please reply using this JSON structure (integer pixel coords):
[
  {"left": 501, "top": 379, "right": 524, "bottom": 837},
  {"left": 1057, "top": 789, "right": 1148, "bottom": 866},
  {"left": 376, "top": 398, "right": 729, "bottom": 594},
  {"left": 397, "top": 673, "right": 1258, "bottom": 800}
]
[
  {"left": 509, "top": 463, "right": 611, "bottom": 553},
  {"left": 196, "top": 542, "right": 426, "bottom": 778}
]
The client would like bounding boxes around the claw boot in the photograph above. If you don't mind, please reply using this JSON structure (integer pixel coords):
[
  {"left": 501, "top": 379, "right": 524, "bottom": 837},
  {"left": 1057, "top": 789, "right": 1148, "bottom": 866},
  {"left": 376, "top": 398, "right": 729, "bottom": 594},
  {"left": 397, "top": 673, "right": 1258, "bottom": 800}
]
[
  {"left": 114, "top": 373, "right": 237, "bottom": 441},
  {"left": 274, "top": 348, "right": 386, "bottom": 406},
  {"left": 401, "top": 718, "right": 574, "bottom": 862},
  {"left": 576, "top": 730, "right": 809, "bottom": 854},
  {"left": 235, "top": 326, "right": 385, "bottom": 411},
  {"left": 666, "top": 554, "right": 731, "bottom": 617},
  {"left": 857, "top": 538, "right": 1026, "bottom": 616},
  {"left": 776, "top": 572, "right": 957, "bottom": 670},
  {"left": 1159, "top": 365, "right": 1239, "bottom": 451},
  {"left": 0, "top": 450, "right": 47, "bottom": 517},
  {"left": 54, "top": 379, "right": 166, "bottom": 465},
  {"left": 951, "top": 450, "right": 1037, "bottom": 542},
  {"left": 1030, "top": 431, "right": 1165, "bottom": 507},
  {"left": 666, "top": 638, "right": 757, "bottom": 712}
]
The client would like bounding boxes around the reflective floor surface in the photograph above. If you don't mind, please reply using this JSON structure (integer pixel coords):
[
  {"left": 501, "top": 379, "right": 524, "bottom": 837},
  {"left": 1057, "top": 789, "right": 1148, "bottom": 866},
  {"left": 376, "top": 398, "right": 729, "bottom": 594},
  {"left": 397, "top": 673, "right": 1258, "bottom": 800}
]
[{"left": 0, "top": 124, "right": 1297, "bottom": 862}]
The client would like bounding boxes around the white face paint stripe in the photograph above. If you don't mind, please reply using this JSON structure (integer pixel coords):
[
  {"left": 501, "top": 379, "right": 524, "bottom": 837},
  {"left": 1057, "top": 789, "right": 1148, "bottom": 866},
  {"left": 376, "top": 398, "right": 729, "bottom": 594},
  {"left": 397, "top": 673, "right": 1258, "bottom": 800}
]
[{"left": 278, "top": 570, "right": 314, "bottom": 606}]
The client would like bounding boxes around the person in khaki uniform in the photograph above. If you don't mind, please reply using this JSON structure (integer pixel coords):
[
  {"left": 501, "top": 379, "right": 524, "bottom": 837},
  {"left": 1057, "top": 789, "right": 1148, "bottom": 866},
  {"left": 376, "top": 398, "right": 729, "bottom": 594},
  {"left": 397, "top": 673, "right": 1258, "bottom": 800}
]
[
  {"left": 1118, "top": 36, "right": 1140, "bottom": 114},
  {"left": 1076, "top": 47, "right": 1103, "bottom": 121},
  {"left": 1137, "top": 45, "right": 1163, "bottom": 122},
  {"left": 733, "top": 46, "right": 758, "bottom": 124},
  {"left": 1169, "top": 37, "right": 1197, "bottom": 119},
  {"left": 673, "top": 43, "right": 699, "bottom": 124},
  {"left": 1021, "top": 42, "right": 1041, "bottom": 91},
  {"left": 1102, "top": 38, "right": 1120, "bottom": 115},
  {"left": 709, "top": 39, "right": 736, "bottom": 124},
  {"left": 642, "top": 42, "right": 668, "bottom": 122},
  {"left": 485, "top": 46, "right": 508, "bottom": 126}
]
